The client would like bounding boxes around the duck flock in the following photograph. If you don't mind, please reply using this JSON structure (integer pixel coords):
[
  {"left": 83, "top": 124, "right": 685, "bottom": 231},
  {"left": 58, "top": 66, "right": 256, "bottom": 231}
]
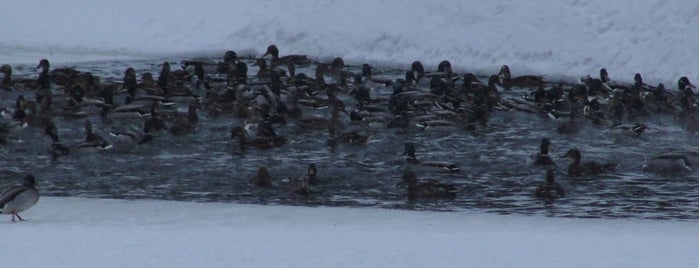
[{"left": 2, "top": 45, "right": 699, "bottom": 219}]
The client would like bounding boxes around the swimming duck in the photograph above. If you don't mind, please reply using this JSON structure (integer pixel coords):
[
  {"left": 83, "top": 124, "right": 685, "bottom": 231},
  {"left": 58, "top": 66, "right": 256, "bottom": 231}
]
[
  {"left": 642, "top": 149, "right": 699, "bottom": 173},
  {"left": 72, "top": 120, "right": 112, "bottom": 150},
  {"left": 250, "top": 167, "right": 273, "bottom": 188},
  {"left": 44, "top": 120, "right": 70, "bottom": 159},
  {"left": 532, "top": 138, "right": 555, "bottom": 166},
  {"left": 403, "top": 142, "right": 461, "bottom": 172},
  {"left": 285, "top": 165, "right": 316, "bottom": 196},
  {"left": 261, "top": 45, "right": 311, "bottom": 68},
  {"left": 396, "top": 168, "right": 458, "bottom": 202},
  {"left": 498, "top": 64, "right": 545, "bottom": 89},
  {"left": 361, "top": 63, "right": 392, "bottom": 87},
  {"left": 168, "top": 101, "right": 199, "bottom": 135},
  {"left": 534, "top": 170, "right": 565, "bottom": 199},
  {"left": 230, "top": 125, "right": 287, "bottom": 151},
  {"left": 0, "top": 174, "right": 39, "bottom": 222},
  {"left": 1, "top": 64, "right": 12, "bottom": 90},
  {"left": 608, "top": 123, "right": 647, "bottom": 136},
  {"left": 564, "top": 148, "right": 617, "bottom": 177}
]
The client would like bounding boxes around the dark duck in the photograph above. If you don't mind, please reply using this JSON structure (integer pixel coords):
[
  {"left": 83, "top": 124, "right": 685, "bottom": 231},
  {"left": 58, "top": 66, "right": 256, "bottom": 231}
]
[
  {"left": 532, "top": 138, "right": 555, "bottom": 166},
  {"left": 403, "top": 142, "right": 461, "bottom": 172},
  {"left": 261, "top": 44, "right": 311, "bottom": 68},
  {"left": 563, "top": 148, "right": 618, "bottom": 177},
  {"left": 0, "top": 174, "right": 39, "bottom": 222},
  {"left": 396, "top": 168, "right": 458, "bottom": 203},
  {"left": 497, "top": 64, "right": 545, "bottom": 89},
  {"left": 534, "top": 170, "right": 565, "bottom": 200}
]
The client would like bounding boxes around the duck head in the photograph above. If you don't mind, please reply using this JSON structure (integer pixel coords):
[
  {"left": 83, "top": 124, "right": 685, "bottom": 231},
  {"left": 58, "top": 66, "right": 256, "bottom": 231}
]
[
  {"left": 499, "top": 65, "right": 512, "bottom": 80},
  {"left": 22, "top": 174, "right": 36, "bottom": 187},
  {"left": 633, "top": 73, "right": 643, "bottom": 86},
  {"left": 224, "top": 50, "right": 238, "bottom": 63},
  {"left": 600, "top": 68, "right": 610, "bottom": 82},
  {"left": 437, "top": 60, "right": 452, "bottom": 75},
  {"left": 540, "top": 138, "right": 552, "bottom": 154},
  {"left": 262, "top": 45, "right": 279, "bottom": 59},
  {"left": 36, "top": 59, "right": 50, "bottom": 70},
  {"left": 361, "top": 63, "right": 372, "bottom": 77},
  {"left": 256, "top": 167, "right": 272, "bottom": 187},
  {"left": 1, "top": 64, "right": 11, "bottom": 76},
  {"left": 411, "top": 61, "right": 425, "bottom": 78},
  {"left": 564, "top": 148, "right": 582, "bottom": 162},
  {"left": 678, "top": 76, "right": 694, "bottom": 91},
  {"left": 402, "top": 142, "right": 417, "bottom": 161},
  {"left": 15, "top": 95, "right": 25, "bottom": 109},
  {"left": 307, "top": 163, "right": 317, "bottom": 182}
]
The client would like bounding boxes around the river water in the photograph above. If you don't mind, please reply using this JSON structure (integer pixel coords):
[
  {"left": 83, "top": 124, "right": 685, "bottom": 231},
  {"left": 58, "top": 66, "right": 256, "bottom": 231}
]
[{"left": 1, "top": 57, "right": 698, "bottom": 220}]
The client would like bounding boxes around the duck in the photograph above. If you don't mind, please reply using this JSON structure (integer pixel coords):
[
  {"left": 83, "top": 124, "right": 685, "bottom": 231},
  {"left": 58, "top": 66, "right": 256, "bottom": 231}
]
[
  {"left": 534, "top": 170, "right": 565, "bottom": 199},
  {"left": 168, "top": 101, "right": 199, "bottom": 136},
  {"left": 608, "top": 123, "right": 647, "bottom": 136},
  {"left": 497, "top": 64, "right": 545, "bottom": 89},
  {"left": 249, "top": 167, "right": 273, "bottom": 188},
  {"left": 642, "top": 149, "right": 699, "bottom": 173},
  {"left": 1, "top": 64, "right": 12, "bottom": 90},
  {"left": 396, "top": 168, "right": 458, "bottom": 202},
  {"left": 230, "top": 125, "right": 287, "bottom": 151},
  {"left": 361, "top": 63, "right": 392, "bottom": 87},
  {"left": 44, "top": 120, "right": 71, "bottom": 159},
  {"left": 563, "top": 148, "right": 617, "bottom": 177},
  {"left": 532, "top": 138, "right": 555, "bottom": 166},
  {"left": 285, "top": 165, "right": 315, "bottom": 196},
  {"left": 0, "top": 174, "right": 39, "bottom": 222},
  {"left": 72, "top": 120, "right": 112, "bottom": 151},
  {"left": 261, "top": 45, "right": 311, "bottom": 68},
  {"left": 403, "top": 142, "right": 461, "bottom": 172},
  {"left": 252, "top": 58, "right": 286, "bottom": 80}
]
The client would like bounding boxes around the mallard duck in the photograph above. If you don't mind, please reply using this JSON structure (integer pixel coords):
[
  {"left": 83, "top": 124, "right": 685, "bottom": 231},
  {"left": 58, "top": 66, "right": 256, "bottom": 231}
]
[
  {"left": 534, "top": 170, "right": 565, "bottom": 199},
  {"left": 396, "top": 168, "right": 458, "bottom": 202},
  {"left": 643, "top": 150, "right": 699, "bottom": 173},
  {"left": 261, "top": 45, "right": 311, "bottom": 67},
  {"left": 0, "top": 174, "right": 39, "bottom": 222},
  {"left": 532, "top": 138, "right": 555, "bottom": 166},
  {"left": 250, "top": 167, "right": 273, "bottom": 188},
  {"left": 498, "top": 64, "right": 545, "bottom": 89},
  {"left": 564, "top": 148, "right": 617, "bottom": 177},
  {"left": 1, "top": 64, "right": 12, "bottom": 90},
  {"left": 403, "top": 142, "right": 460, "bottom": 172}
]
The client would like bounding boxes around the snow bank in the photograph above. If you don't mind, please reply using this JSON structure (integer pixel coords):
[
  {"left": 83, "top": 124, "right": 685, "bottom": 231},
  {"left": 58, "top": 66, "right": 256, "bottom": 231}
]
[
  {"left": 3, "top": 197, "right": 697, "bottom": 268},
  {"left": 1, "top": 0, "right": 697, "bottom": 85}
]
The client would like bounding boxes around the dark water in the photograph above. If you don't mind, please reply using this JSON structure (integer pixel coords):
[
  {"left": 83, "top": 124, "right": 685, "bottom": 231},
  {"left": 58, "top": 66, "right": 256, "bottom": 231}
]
[{"left": 1, "top": 57, "right": 698, "bottom": 220}]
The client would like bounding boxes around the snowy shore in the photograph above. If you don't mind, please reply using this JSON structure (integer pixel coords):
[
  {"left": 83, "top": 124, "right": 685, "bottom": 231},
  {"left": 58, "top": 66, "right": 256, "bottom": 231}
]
[{"left": 3, "top": 197, "right": 697, "bottom": 268}]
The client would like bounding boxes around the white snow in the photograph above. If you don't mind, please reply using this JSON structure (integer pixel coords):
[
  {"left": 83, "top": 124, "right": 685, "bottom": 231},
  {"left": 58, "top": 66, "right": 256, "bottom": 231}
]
[
  {"left": 3, "top": 197, "right": 697, "bottom": 268},
  {"left": 1, "top": 0, "right": 697, "bottom": 86},
  {"left": 2, "top": 1, "right": 697, "bottom": 267}
]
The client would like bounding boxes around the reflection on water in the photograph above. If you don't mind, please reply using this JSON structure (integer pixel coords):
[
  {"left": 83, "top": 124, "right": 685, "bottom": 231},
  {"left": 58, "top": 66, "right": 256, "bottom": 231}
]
[{"left": 1, "top": 57, "right": 698, "bottom": 220}]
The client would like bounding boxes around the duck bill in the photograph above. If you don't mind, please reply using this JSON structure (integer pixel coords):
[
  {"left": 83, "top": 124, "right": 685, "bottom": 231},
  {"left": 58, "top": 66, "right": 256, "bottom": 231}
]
[{"left": 261, "top": 52, "right": 270, "bottom": 58}]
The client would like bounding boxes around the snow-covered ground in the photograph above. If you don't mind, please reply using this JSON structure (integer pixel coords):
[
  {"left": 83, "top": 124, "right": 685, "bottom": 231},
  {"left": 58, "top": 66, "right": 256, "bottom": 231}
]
[
  {"left": 1, "top": 0, "right": 697, "bottom": 86},
  {"left": 2, "top": 1, "right": 698, "bottom": 267},
  {"left": 3, "top": 197, "right": 697, "bottom": 268}
]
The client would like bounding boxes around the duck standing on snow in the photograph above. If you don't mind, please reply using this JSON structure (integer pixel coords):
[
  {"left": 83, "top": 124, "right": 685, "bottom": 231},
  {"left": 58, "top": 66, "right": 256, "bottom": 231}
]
[{"left": 0, "top": 174, "right": 39, "bottom": 222}]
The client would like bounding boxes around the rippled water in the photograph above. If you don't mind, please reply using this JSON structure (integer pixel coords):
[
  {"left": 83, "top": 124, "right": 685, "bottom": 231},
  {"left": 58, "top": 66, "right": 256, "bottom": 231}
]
[{"left": 1, "top": 57, "right": 698, "bottom": 220}]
